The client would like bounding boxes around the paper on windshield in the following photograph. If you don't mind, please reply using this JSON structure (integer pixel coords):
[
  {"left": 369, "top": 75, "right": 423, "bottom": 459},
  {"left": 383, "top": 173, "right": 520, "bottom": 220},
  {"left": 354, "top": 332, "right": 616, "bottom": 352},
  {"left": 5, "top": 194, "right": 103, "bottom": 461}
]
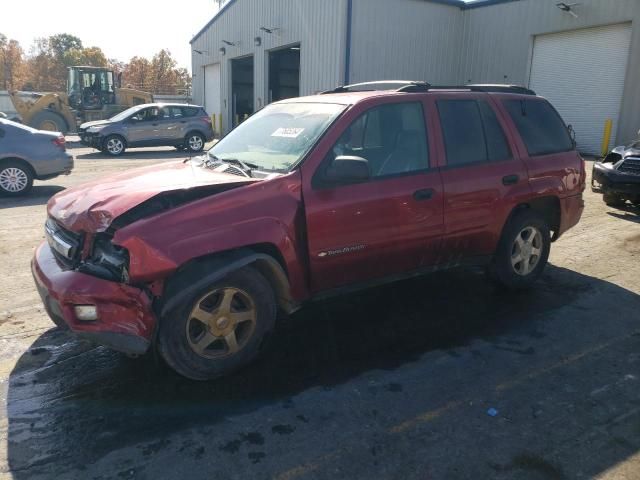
[{"left": 271, "top": 127, "right": 305, "bottom": 138}]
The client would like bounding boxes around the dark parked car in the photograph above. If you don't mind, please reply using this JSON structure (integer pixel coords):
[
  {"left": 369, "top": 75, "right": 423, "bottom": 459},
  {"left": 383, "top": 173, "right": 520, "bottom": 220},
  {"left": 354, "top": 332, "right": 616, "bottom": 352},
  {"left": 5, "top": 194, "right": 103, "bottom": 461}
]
[
  {"left": 78, "top": 103, "right": 215, "bottom": 156},
  {"left": 0, "top": 118, "right": 73, "bottom": 196},
  {"left": 592, "top": 131, "right": 640, "bottom": 208},
  {"left": 33, "top": 82, "right": 585, "bottom": 380}
]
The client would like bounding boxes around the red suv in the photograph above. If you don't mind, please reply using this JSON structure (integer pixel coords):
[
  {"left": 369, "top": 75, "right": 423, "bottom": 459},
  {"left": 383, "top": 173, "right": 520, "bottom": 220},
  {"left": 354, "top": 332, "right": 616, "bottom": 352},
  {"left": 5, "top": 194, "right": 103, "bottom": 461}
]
[{"left": 32, "top": 81, "right": 585, "bottom": 380}]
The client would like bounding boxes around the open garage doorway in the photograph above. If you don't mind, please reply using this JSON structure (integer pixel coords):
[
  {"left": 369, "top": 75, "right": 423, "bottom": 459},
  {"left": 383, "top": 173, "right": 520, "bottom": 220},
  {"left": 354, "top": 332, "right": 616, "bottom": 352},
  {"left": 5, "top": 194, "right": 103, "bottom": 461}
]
[
  {"left": 268, "top": 44, "right": 300, "bottom": 103},
  {"left": 231, "top": 56, "right": 254, "bottom": 128}
]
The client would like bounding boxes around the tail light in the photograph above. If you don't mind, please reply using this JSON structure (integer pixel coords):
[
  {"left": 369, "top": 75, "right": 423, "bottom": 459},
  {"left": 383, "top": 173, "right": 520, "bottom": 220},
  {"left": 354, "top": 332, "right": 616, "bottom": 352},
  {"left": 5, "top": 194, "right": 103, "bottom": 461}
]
[
  {"left": 201, "top": 115, "right": 212, "bottom": 124},
  {"left": 52, "top": 135, "right": 66, "bottom": 151}
]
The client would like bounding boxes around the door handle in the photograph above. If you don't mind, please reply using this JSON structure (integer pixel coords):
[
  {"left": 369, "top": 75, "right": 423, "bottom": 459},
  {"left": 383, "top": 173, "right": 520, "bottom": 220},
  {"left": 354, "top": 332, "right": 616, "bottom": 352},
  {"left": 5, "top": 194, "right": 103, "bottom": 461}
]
[
  {"left": 413, "top": 188, "right": 434, "bottom": 201},
  {"left": 502, "top": 174, "right": 519, "bottom": 186}
]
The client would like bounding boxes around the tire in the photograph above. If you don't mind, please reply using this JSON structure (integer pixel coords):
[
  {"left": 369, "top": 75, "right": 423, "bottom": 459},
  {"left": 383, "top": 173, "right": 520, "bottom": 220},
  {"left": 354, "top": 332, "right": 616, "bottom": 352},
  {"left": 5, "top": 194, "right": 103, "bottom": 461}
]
[
  {"left": 185, "top": 132, "right": 205, "bottom": 153},
  {"left": 603, "top": 193, "right": 626, "bottom": 208},
  {"left": 0, "top": 160, "right": 34, "bottom": 196},
  {"left": 158, "top": 266, "right": 276, "bottom": 381},
  {"left": 31, "top": 110, "right": 68, "bottom": 134},
  {"left": 103, "top": 135, "right": 126, "bottom": 156},
  {"left": 488, "top": 210, "right": 551, "bottom": 290}
]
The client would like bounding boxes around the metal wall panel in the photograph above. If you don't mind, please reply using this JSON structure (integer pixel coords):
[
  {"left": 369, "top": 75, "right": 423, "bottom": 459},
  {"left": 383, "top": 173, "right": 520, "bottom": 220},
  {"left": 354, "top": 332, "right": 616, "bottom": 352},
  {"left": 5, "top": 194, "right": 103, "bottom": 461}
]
[
  {"left": 349, "top": 0, "right": 463, "bottom": 85},
  {"left": 459, "top": 0, "right": 640, "bottom": 145},
  {"left": 192, "top": 0, "right": 348, "bottom": 133}
]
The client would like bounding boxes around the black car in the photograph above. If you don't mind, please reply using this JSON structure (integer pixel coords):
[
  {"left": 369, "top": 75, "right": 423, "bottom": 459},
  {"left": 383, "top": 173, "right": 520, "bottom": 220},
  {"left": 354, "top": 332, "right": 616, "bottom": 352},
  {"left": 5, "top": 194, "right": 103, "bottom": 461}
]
[{"left": 592, "top": 131, "right": 640, "bottom": 208}]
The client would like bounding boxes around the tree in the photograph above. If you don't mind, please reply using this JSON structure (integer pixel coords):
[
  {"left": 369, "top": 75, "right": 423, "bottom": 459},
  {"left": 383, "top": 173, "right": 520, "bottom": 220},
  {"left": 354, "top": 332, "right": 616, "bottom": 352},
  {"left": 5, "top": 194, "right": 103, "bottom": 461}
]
[
  {"left": 62, "top": 46, "right": 108, "bottom": 67},
  {"left": 49, "top": 33, "right": 82, "bottom": 59},
  {"left": 0, "top": 34, "right": 25, "bottom": 90}
]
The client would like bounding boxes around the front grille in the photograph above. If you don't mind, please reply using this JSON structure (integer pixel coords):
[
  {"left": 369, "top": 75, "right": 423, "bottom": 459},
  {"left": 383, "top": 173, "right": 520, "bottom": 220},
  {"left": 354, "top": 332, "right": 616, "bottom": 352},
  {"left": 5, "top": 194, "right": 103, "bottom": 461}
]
[
  {"left": 45, "top": 218, "right": 83, "bottom": 268},
  {"left": 619, "top": 157, "right": 640, "bottom": 176}
]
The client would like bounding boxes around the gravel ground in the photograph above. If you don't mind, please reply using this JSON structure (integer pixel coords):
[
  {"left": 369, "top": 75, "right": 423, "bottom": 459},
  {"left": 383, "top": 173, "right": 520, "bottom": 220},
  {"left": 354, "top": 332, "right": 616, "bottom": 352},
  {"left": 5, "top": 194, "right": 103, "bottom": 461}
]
[{"left": 0, "top": 147, "right": 639, "bottom": 480}]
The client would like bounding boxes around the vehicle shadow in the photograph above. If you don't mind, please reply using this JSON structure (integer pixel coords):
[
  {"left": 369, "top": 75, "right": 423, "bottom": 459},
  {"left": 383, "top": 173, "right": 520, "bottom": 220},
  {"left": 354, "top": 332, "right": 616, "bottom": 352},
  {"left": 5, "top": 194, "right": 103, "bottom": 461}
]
[
  {"left": 0, "top": 185, "right": 65, "bottom": 209},
  {"left": 608, "top": 207, "right": 640, "bottom": 223},
  {"left": 6, "top": 264, "right": 640, "bottom": 478}
]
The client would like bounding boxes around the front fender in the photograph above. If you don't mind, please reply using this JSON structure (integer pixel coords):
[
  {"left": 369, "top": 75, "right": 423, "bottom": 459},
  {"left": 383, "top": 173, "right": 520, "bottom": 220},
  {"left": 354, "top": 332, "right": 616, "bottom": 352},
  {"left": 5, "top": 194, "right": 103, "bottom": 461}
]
[{"left": 113, "top": 172, "right": 308, "bottom": 301}]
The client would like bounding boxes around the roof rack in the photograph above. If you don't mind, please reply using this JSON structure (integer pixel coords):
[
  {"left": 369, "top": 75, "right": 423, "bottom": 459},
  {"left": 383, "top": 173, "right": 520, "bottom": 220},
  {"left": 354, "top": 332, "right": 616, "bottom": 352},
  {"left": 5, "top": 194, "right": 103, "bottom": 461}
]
[
  {"left": 321, "top": 80, "right": 431, "bottom": 94},
  {"left": 321, "top": 81, "right": 535, "bottom": 96},
  {"left": 430, "top": 84, "right": 536, "bottom": 95}
]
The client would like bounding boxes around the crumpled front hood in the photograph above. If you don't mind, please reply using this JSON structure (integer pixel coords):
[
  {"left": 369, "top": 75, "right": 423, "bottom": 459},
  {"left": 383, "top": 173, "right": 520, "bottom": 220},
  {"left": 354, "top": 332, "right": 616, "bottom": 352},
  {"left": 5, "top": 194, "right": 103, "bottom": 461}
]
[
  {"left": 80, "top": 119, "right": 111, "bottom": 129},
  {"left": 48, "top": 160, "right": 257, "bottom": 232}
]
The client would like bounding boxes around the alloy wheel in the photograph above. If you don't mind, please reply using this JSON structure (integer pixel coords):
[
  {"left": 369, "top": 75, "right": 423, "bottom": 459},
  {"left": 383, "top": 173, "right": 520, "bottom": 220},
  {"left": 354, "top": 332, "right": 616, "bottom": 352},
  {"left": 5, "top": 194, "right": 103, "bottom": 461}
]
[
  {"left": 188, "top": 135, "right": 203, "bottom": 151},
  {"left": 186, "top": 287, "right": 257, "bottom": 359},
  {"left": 106, "top": 138, "right": 124, "bottom": 155},
  {"left": 510, "top": 226, "right": 543, "bottom": 276},
  {"left": 0, "top": 167, "right": 28, "bottom": 193}
]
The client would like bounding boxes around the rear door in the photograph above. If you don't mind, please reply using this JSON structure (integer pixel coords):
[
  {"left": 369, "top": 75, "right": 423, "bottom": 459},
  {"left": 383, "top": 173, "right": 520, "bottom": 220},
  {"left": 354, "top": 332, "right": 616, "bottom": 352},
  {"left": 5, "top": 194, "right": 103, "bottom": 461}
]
[
  {"left": 302, "top": 98, "right": 445, "bottom": 293},
  {"left": 155, "top": 106, "right": 183, "bottom": 144},
  {"left": 430, "top": 94, "right": 531, "bottom": 264}
]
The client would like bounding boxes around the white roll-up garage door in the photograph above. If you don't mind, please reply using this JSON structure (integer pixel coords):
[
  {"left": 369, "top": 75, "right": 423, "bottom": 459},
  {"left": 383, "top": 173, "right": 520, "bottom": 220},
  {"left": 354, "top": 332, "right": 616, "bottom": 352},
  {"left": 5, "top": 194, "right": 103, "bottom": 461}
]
[
  {"left": 529, "top": 23, "right": 632, "bottom": 155},
  {"left": 204, "top": 63, "right": 221, "bottom": 120}
]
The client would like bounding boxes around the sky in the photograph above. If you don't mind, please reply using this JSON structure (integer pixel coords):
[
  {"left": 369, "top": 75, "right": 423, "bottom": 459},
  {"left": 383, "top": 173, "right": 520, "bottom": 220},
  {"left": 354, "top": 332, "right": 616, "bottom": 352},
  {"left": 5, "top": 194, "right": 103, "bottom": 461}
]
[{"left": 0, "top": 0, "right": 217, "bottom": 72}]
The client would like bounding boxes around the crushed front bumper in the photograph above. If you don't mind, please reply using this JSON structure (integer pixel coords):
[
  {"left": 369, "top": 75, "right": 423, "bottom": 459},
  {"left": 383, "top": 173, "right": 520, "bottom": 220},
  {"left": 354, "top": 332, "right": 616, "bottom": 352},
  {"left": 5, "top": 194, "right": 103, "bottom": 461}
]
[
  {"left": 31, "top": 242, "right": 156, "bottom": 355},
  {"left": 592, "top": 162, "right": 640, "bottom": 196},
  {"left": 78, "top": 131, "right": 103, "bottom": 148}
]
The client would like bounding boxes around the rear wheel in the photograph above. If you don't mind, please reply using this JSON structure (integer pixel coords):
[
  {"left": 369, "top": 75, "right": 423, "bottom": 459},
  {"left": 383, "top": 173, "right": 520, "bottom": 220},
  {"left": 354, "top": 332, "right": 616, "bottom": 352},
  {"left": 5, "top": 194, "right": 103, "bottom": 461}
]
[
  {"left": 488, "top": 210, "right": 550, "bottom": 290},
  {"left": 103, "top": 135, "right": 126, "bottom": 156},
  {"left": 158, "top": 266, "right": 276, "bottom": 380},
  {"left": 185, "top": 132, "right": 205, "bottom": 153},
  {"left": 0, "top": 160, "right": 34, "bottom": 196},
  {"left": 603, "top": 192, "right": 626, "bottom": 208},
  {"left": 31, "top": 110, "right": 68, "bottom": 134}
]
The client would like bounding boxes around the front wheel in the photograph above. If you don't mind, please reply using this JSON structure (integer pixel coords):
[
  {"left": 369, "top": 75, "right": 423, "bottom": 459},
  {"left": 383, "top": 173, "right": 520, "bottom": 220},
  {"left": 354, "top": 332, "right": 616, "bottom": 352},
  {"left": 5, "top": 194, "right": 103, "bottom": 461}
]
[
  {"left": 158, "top": 266, "right": 276, "bottom": 380},
  {"left": 103, "top": 135, "right": 126, "bottom": 156},
  {"left": 185, "top": 132, "right": 205, "bottom": 153},
  {"left": 488, "top": 210, "right": 551, "bottom": 290},
  {"left": 0, "top": 160, "right": 34, "bottom": 196}
]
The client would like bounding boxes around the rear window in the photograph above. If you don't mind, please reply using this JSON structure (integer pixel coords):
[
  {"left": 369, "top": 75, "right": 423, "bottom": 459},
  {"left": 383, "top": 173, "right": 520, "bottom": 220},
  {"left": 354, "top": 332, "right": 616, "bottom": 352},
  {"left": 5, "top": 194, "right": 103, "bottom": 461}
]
[
  {"left": 182, "top": 107, "right": 200, "bottom": 117},
  {"left": 503, "top": 99, "right": 573, "bottom": 156}
]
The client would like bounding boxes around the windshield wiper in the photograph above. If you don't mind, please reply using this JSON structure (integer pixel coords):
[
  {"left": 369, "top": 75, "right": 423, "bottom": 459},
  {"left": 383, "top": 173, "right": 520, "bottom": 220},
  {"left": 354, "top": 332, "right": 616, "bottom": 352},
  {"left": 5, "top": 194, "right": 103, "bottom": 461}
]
[{"left": 206, "top": 155, "right": 260, "bottom": 176}]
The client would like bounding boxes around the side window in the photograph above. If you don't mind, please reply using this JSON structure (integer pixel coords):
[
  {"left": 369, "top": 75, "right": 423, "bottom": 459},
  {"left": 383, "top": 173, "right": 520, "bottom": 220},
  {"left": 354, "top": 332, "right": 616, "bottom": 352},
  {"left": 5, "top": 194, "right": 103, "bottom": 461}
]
[
  {"left": 325, "top": 102, "right": 429, "bottom": 180},
  {"left": 437, "top": 99, "right": 511, "bottom": 166},
  {"left": 130, "top": 108, "right": 148, "bottom": 122},
  {"left": 438, "top": 100, "right": 486, "bottom": 165},
  {"left": 182, "top": 107, "right": 199, "bottom": 118},
  {"left": 478, "top": 101, "right": 511, "bottom": 162},
  {"left": 503, "top": 99, "right": 573, "bottom": 156}
]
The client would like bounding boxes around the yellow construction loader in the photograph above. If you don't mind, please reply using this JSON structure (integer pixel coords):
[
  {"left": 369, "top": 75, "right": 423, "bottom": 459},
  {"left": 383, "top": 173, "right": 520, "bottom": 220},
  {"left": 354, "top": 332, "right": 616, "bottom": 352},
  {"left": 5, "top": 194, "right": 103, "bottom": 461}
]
[{"left": 9, "top": 66, "right": 152, "bottom": 134}]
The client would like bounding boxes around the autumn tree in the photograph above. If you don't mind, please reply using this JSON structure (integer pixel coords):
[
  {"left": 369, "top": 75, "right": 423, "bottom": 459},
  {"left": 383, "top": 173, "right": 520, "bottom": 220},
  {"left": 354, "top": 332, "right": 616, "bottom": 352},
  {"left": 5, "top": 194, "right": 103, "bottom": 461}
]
[{"left": 0, "top": 33, "right": 25, "bottom": 90}]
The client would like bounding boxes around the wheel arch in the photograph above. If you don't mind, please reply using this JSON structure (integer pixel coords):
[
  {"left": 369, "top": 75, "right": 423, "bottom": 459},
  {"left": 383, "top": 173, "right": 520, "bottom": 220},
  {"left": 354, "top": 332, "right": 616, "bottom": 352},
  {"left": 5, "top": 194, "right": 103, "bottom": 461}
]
[
  {"left": 0, "top": 156, "right": 36, "bottom": 178},
  {"left": 160, "top": 245, "right": 298, "bottom": 318},
  {"left": 502, "top": 196, "right": 561, "bottom": 242}
]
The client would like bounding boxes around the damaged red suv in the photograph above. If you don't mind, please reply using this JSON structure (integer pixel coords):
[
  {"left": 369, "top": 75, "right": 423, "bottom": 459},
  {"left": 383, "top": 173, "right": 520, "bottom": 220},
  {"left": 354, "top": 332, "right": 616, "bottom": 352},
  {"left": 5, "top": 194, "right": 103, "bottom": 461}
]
[{"left": 32, "top": 81, "right": 585, "bottom": 380}]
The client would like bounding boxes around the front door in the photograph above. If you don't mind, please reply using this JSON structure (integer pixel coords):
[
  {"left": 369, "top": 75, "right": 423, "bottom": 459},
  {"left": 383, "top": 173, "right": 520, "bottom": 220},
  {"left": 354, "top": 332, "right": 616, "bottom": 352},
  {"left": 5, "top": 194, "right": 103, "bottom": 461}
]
[
  {"left": 125, "top": 106, "right": 161, "bottom": 146},
  {"left": 302, "top": 99, "right": 445, "bottom": 293}
]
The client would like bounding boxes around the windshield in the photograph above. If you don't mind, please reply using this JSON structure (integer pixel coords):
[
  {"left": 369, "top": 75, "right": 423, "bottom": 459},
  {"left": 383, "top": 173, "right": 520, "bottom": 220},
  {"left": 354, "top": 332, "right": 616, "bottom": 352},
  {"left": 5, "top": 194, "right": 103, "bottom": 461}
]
[
  {"left": 109, "top": 105, "right": 146, "bottom": 122},
  {"left": 207, "top": 102, "right": 346, "bottom": 172}
]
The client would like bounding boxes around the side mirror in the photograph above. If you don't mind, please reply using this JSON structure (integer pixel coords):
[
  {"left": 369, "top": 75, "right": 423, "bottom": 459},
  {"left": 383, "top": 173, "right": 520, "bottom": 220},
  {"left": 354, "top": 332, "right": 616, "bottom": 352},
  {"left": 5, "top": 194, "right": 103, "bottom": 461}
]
[
  {"left": 324, "top": 155, "right": 370, "bottom": 184},
  {"left": 567, "top": 124, "right": 577, "bottom": 148}
]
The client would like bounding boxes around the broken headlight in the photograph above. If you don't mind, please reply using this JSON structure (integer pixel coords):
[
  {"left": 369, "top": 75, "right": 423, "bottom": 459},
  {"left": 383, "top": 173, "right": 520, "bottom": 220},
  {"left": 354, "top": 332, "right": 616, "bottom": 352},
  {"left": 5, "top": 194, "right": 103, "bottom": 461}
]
[{"left": 78, "top": 234, "right": 130, "bottom": 283}]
